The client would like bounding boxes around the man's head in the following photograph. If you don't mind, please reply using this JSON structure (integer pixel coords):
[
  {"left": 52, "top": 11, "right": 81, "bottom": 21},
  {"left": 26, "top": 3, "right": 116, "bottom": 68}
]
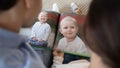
[
  {"left": 0, "top": 0, "right": 42, "bottom": 32},
  {"left": 0, "top": 0, "right": 18, "bottom": 11}
]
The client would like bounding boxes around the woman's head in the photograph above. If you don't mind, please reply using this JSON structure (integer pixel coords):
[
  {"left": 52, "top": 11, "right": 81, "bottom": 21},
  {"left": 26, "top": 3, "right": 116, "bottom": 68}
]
[
  {"left": 60, "top": 16, "right": 78, "bottom": 40},
  {"left": 83, "top": 0, "right": 120, "bottom": 68}
]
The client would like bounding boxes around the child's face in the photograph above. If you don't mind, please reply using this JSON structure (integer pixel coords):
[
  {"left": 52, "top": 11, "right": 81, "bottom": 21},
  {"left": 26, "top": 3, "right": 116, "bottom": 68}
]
[
  {"left": 60, "top": 21, "right": 78, "bottom": 39},
  {"left": 38, "top": 12, "right": 48, "bottom": 23}
]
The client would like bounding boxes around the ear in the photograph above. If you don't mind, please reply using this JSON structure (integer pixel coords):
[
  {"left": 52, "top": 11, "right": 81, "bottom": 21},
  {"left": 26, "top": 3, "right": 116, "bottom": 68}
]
[
  {"left": 24, "top": 0, "right": 32, "bottom": 8},
  {"left": 59, "top": 28, "right": 62, "bottom": 34},
  {"left": 76, "top": 26, "right": 79, "bottom": 32}
]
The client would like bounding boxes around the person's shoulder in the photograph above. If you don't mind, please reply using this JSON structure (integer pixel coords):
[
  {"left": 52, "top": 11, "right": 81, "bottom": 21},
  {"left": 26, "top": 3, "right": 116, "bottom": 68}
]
[
  {"left": 75, "top": 36, "right": 83, "bottom": 41},
  {"left": 35, "top": 21, "right": 40, "bottom": 24},
  {"left": 33, "top": 21, "right": 39, "bottom": 26},
  {"left": 74, "top": 36, "right": 85, "bottom": 44},
  {"left": 44, "top": 23, "right": 51, "bottom": 28},
  {"left": 45, "top": 23, "right": 50, "bottom": 26},
  {"left": 59, "top": 37, "right": 66, "bottom": 42}
]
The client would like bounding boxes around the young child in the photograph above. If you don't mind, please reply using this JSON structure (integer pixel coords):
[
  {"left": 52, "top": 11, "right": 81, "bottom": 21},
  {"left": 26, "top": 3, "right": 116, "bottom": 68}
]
[
  {"left": 29, "top": 11, "right": 51, "bottom": 47},
  {"left": 58, "top": 16, "right": 87, "bottom": 54},
  {"left": 29, "top": 11, "right": 52, "bottom": 68},
  {"left": 51, "top": 16, "right": 88, "bottom": 68}
]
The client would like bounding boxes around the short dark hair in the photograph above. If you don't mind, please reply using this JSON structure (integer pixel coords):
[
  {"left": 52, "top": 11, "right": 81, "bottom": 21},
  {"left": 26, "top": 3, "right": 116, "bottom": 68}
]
[
  {"left": 0, "top": 0, "right": 18, "bottom": 11},
  {"left": 83, "top": 0, "right": 120, "bottom": 68}
]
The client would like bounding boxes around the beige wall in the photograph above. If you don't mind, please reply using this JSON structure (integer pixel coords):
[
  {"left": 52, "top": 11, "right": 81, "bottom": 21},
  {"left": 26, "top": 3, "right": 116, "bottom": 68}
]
[{"left": 42, "top": 0, "right": 91, "bottom": 15}]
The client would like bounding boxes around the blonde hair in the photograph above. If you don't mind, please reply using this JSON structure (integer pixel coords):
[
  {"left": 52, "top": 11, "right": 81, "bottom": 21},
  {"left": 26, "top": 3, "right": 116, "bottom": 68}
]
[
  {"left": 38, "top": 10, "right": 48, "bottom": 17},
  {"left": 60, "top": 16, "right": 78, "bottom": 28}
]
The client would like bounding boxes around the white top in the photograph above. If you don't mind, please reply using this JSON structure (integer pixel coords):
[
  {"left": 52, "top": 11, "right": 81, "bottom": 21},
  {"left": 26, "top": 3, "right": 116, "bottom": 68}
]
[
  {"left": 55, "top": 62, "right": 89, "bottom": 68},
  {"left": 52, "top": 57, "right": 89, "bottom": 68},
  {"left": 51, "top": 36, "right": 88, "bottom": 68},
  {"left": 57, "top": 36, "right": 88, "bottom": 54},
  {"left": 30, "top": 21, "right": 51, "bottom": 41}
]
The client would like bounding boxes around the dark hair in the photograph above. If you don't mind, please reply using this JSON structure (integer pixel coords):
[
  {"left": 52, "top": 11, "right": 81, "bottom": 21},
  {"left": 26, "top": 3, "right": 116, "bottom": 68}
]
[
  {"left": 0, "top": 0, "right": 18, "bottom": 11},
  {"left": 83, "top": 0, "right": 120, "bottom": 68}
]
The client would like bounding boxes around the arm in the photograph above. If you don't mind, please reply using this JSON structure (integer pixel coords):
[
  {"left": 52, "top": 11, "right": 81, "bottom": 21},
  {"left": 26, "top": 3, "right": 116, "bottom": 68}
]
[
  {"left": 77, "top": 37, "right": 88, "bottom": 54},
  {"left": 51, "top": 49, "right": 64, "bottom": 68},
  {"left": 42, "top": 24, "right": 51, "bottom": 41},
  {"left": 30, "top": 22, "right": 37, "bottom": 39},
  {"left": 56, "top": 39, "right": 63, "bottom": 50}
]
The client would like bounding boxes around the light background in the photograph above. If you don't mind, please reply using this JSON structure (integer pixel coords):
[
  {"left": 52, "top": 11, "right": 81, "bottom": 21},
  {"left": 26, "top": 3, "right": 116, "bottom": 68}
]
[{"left": 42, "top": 0, "right": 92, "bottom": 15}]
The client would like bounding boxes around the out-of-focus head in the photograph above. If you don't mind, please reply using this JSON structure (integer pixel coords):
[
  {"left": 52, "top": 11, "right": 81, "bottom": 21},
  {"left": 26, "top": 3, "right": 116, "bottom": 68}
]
[
  {"left": 0, "top": 0, "right": 18, "bottom": 11},
  {"left": 0, "top": 0, "right": 42, "bottom": 32},
  {"left": 83, "top": 0, "right": 120, "bottom": 68},
  {"left": 21, "top": 0, "right": 42, "bottom": 27}
]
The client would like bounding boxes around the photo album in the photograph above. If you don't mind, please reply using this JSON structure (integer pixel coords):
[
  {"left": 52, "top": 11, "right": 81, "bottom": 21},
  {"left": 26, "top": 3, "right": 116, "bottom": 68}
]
[{"left": 29, "top": 11, "right": 90, "bottom": 68}]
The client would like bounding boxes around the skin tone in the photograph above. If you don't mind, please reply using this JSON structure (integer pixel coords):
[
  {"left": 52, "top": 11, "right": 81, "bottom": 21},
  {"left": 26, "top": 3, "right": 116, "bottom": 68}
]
[
  {"left": 53, "top": 19, "right": 78, "bottom": 56},
  {"left": 54, "top": 17, "right": 109, "bottom": 68},
  {"left": 53, "top": 49, "right": 64, "bottom": 57},
  {"left": 54, "top": 48, "right": 107, "bottom": 68},
  {"left": 0, "top": 0, "right": 42, "bottom": 33},
  {"left": 38, "top": 11, "right": 48, "bottom": 24},
  {"left": 75, "top": 8, "right": 82, "bottom": 15},
  {"left": 89, "top": 49, "right": 109, "bottom": 68},
  {"left": 32, "top": 11, "right": 48, "bottom": 41},
  {"left": 60, "top": 20, "right": 78, "bottom": 42}
]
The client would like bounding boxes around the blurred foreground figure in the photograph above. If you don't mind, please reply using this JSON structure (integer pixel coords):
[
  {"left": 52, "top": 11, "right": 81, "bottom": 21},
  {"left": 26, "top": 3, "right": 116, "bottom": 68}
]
[
  {"left": 84, "top": 0, "right": 120, "bottom": 68},
  {"left": 0, "top": 0, "right": 46, "bottom": 68}
]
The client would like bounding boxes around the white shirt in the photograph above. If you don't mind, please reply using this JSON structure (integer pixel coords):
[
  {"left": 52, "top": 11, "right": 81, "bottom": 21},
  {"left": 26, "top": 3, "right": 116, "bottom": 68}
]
[
  {"left": 57, "top": 36, "right": 88, "bottom": 54},
  {"left": 30, "top": 21, "right": 51, "bottom": 41}
]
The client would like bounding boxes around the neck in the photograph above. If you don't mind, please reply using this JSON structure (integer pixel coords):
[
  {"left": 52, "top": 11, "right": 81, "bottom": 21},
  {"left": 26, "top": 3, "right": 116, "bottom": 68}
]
[
  {"left": 89, "top": 51, "right": 108, "bottom": 68},
  {"left": 66, "top": 37, "right": 76, "bottom": 42},
  {"left": 0, "top": 12, "right": 22, "bottom": 33},
  {"left": 40, "top": 22, "right": 45, "bottom": 24}
]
